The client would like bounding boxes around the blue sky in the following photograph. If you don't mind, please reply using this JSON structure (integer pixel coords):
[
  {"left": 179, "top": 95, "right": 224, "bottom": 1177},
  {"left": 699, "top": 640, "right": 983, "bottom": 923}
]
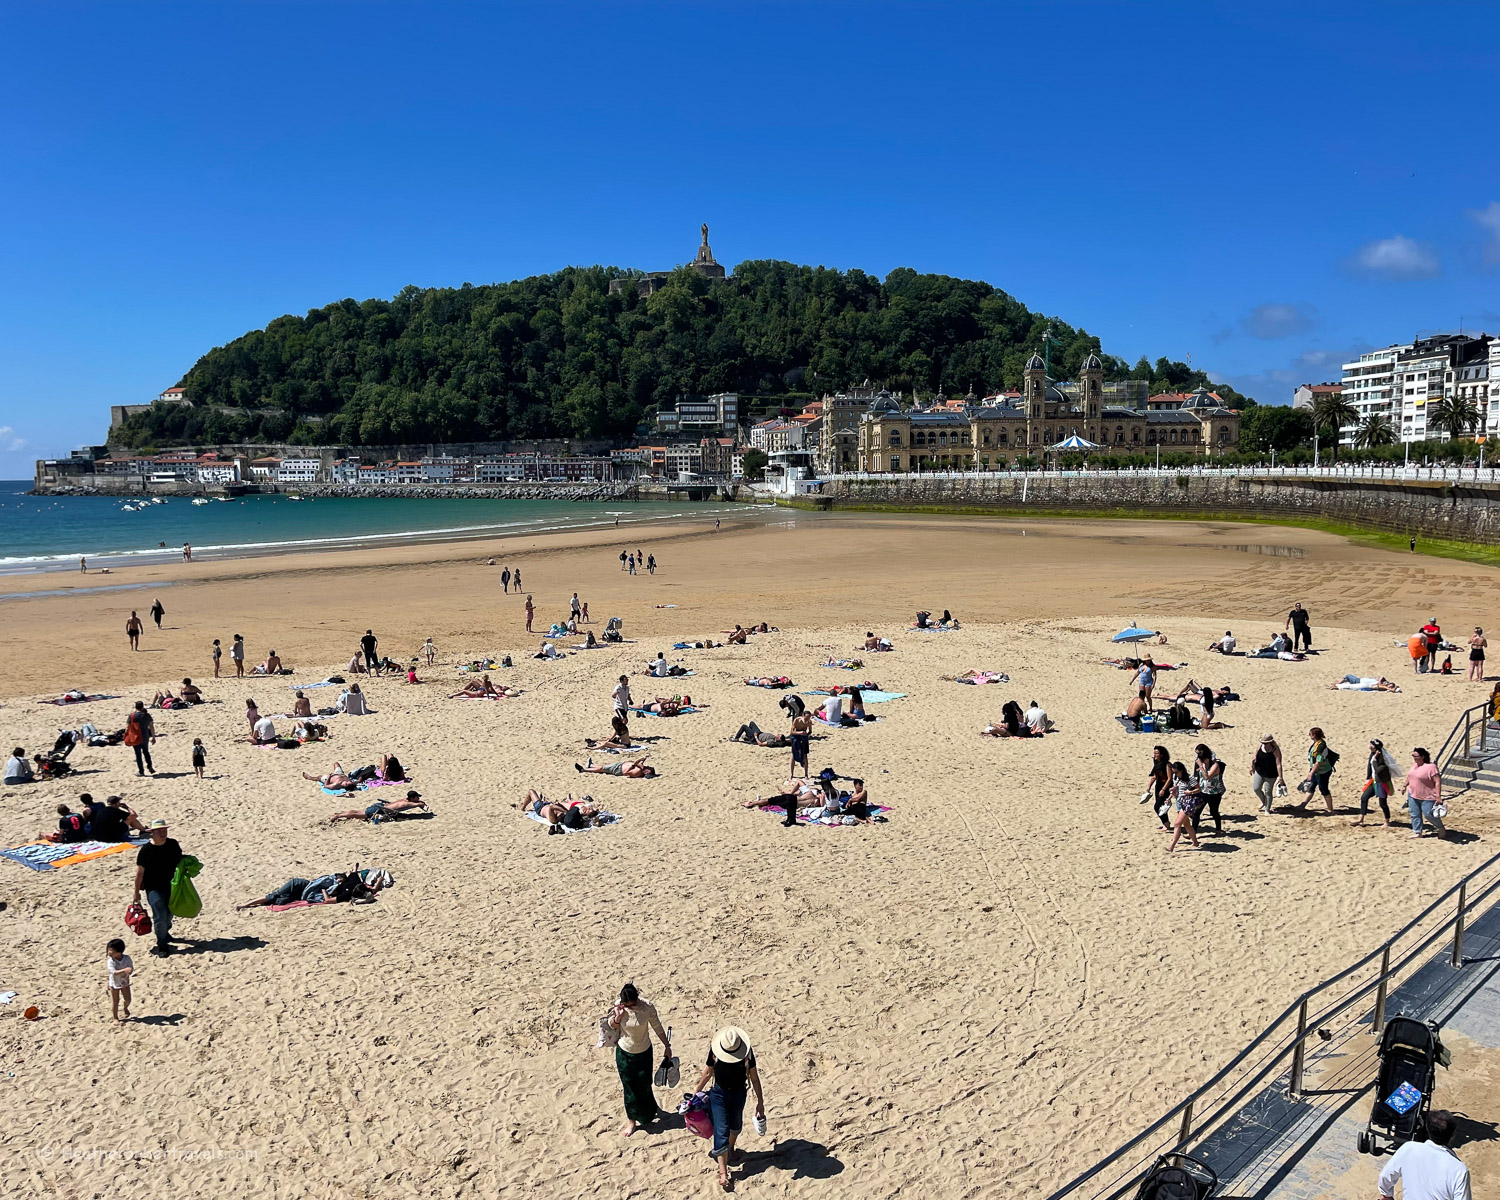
[{"left": 3, "top": 1, "right": 1499, "bottom": 476}]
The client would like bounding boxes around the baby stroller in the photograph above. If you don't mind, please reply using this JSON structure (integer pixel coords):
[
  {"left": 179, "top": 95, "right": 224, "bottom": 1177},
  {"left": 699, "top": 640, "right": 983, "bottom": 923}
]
[
  {"left": 1134, "top": 1152, "right": 1218, "bottom": 1199},
  {"left": 1358, "top": 1016, "right": 1445, "bottom": 1155}
]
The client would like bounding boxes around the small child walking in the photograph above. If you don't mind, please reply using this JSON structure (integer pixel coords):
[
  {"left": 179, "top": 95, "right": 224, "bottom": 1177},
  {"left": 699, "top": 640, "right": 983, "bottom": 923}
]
[
  {"left": 191, "top": 737, "right": 206, "bottom": 779},
  {"left": 107, "top": 938, "right": 133, "bottom": 1023},
  {"left": 423, "top": 638, "right": 437, "bottom": 667}
]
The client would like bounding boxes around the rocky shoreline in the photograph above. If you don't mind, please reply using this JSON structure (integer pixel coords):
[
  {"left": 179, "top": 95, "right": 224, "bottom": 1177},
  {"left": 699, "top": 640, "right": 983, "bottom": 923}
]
[{"left": 31, "top": 482, "right": 637, "bottom": 501}]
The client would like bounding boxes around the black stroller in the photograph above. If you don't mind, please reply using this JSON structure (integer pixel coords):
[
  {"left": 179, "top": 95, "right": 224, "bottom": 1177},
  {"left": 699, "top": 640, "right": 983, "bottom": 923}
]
[
  {"left": 1134, "top": 1152, "right": 1218, "bottom": 1199},
  {"left": 1357, "top": 1016, "right": 1445, "bottom": 1155}
]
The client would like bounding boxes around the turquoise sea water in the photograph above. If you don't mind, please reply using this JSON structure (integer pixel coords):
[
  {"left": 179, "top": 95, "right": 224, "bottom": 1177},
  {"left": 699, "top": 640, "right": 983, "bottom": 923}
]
[{"left": 0, "top": 482, "right": 743, "bottom": 573}]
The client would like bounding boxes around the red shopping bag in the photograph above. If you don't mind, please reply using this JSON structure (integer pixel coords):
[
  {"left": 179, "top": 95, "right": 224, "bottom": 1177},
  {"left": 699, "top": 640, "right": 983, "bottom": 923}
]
[{"left": 125, "top": 901, "right": 152, "bottom": 936}]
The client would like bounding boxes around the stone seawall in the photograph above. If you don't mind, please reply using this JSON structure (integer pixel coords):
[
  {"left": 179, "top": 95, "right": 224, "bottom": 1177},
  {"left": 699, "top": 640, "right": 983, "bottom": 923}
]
[{"left": 821, "top": 474, "right": 1500, "bottom": 544}]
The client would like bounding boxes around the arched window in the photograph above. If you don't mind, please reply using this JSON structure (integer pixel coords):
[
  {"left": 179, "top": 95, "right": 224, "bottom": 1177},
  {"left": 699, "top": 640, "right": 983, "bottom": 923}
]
[
  {"left": 998, "top": 430, "right": 1008, "bottom": 444},
  {"left": 1169, "top": 429, "right": 1178, "bottom": 444},
  {"left": 1219, "top": 425, "right": 1229, "bottom": 442},
  {"left": 888, "top": 429, "right": 901, "bottom": 447}
]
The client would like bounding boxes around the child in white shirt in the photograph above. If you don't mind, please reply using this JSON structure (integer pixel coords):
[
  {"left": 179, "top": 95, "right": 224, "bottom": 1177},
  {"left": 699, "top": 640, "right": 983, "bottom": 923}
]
[{"left": 106, "top": 938, "right": 133, "bottom": 1023}]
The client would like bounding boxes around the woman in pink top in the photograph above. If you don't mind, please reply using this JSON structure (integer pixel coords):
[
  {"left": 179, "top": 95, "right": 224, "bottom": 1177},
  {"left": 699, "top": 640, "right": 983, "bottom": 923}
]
[{"left": 1404, "top": 747, "right": 1445, "bottom": 839}]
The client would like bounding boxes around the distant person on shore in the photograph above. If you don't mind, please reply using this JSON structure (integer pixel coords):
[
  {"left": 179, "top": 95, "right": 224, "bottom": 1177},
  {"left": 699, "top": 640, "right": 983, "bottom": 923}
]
[
  {"left": 501, "top": 566, "right": 511, "bottom": 592},
  {"left": 211, "top": 639, "right": 222, "bottom": 677},
  {"left": 230, "top": 633, "right": 246, "bottom": 677},
  {"left": 512, "top": 567, "right": 521, "bottom": 591},
  {"left": 361, "top": 629, "right": 381, "bottom": 675},
  {"left": 1145, "top": 745, "right": 1173, "bottom": 828},
  {"left": 1165, "top": 762, "right": 1202, "bottom": 852},
  {"left": 1285, "top": 602, "right": 1312, "bottom": 651},
  {"left": 183, "top": 543, "right": 191, "bottom": 562},
  {"left": 571, "top": 592, "right": 581, "bottom": 621},
  {"left": 1469, "top": 628, "right": 1487, "bottom": 682},
  {"left": 581, "top": 600, "right": 590, "bottom": 623},
  {"left": 613, "top": 675, "right": 632, "bottom": 719},
  {"left": 126, "top": 611, "right": 143, "bottom": 651},
  {"left": 80, "top": 556, "right": 86, "bottom": 573},
  {"left": 647, "top": 554, "right": 656, "bottom": 575},
  {"left": 525, "top": 594, "right": 535, "bottom": 632},
  {"left": 1207, "top": 630, "right": 1236, "bottom": 654},
  {"left": 620, "top": 550, "right": 628, "bottom": 571},
  {"left": 628, "top": 553, "right": 638, "bottom": 575},
  {"left": 150, "top": 598, "right": 165, "bottom": 629}
]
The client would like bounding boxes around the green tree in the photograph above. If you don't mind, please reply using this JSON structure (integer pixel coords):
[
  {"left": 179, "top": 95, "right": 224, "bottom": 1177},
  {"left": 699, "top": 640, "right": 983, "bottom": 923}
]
[
  {"left": 1353, "top": 413, "right": 1397, "bottom": 448},
  {"left": 1426, "top": 395, "right": 1480, "bottom": 441},
  {"left": 1312, "top": 392, "right": 1358, "bottom": 458},
  {"left": 741, "top": 448, "right": 768, "bottom": 480},
  {"left": 1240, "top": 405, "right": 1313, "bottom": 453}
]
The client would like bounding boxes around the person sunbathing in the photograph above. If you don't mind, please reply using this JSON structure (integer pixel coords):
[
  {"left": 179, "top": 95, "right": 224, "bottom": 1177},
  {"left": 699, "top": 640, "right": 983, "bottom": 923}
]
[
  {"left": 637, "top": 696, "right": 688, "bottom": 715},
  {"left": 151, "top": 688, "right": 182, "bottom": 709},
  {"left": 575, "top": 756, "right": 657, "bottom": 778},
  {"left": 303, "top": 763, "right": 358, "bottom": 791},
  {"left": 731, "top": 721, "right": 790, "bottom": 747},
  {"left": 378, "top": 753, "right": 406, "bottom": 782},
  {"left": 725, "top": 625, "right": 748, "bottom": 645},
  {"left": 236, "top": 872, "right": 369, "bottom": 909},
  {"left": 291, "top": 719, "right": 328, "bottom": 741},
  {"left": 742, "top": 778, "right": 823, "bottom": 825},
  {"left": 744, "top": 675, "right": 791, "bottom": 688},
  {"left": 330, "top": 789, "right": 428, "bottom": 824},
  {"left": 452, "top": 674, "right": 501, "bottom": 698},
  {"left": 253, "top": 651, "right": 284, "bottom": 675},
  {"left": 179, "top": 678, "right": 204, "bottom": 704},
  {"left": 291, "top": 691, "right": 313, "bottom": 717},
  {"left": 517, "top": 790, "right": 605, "bottom": 834},
  {"left": 1329, "top": 674, "right": 1402, "bottom": 692}
]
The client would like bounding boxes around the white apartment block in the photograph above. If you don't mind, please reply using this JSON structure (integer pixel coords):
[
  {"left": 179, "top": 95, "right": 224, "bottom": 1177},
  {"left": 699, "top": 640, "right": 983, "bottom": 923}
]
[
  {"left": 1398, "top": 346, "right": 1451, "bottom": 443},
  {"left": 1455, "top": 354, "right": 1493, "bottom": 436},
  {"left": 276, "top": 457, "right": 321, "bottom": 483},
  {"left": 1340, "top": 344, "right": 1408, "bottom": 437}
]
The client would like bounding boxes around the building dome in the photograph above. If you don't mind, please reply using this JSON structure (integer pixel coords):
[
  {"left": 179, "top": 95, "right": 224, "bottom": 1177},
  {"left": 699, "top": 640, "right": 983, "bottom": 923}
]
[
  {"left": 1181, "top": 386, "right": 1217, "bottom": 410},
  {"left": 1081, "top": 352, "right": 1102, "bottom": 371},
  {"left": 868, "top": 395, "right": 900, "bottom": 414},
  {"left": 1025, "top": 353, "right": 1045, "bottom": 371}
]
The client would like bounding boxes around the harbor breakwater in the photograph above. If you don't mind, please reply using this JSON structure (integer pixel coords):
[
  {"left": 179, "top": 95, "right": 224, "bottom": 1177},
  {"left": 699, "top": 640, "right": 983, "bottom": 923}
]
[{"left": 818, "top": 473, "right": 1500, "bottom": 544}]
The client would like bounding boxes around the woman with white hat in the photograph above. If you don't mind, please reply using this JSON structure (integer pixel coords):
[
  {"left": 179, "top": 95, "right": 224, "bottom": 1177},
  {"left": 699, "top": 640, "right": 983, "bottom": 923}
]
[{"left": 692, "top": 1027, "right": 765, "bottom": 1192}]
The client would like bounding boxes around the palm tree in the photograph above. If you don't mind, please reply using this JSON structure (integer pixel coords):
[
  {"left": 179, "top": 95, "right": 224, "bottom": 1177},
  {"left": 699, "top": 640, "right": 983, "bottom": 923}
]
[
  {"left": 1426, "top": 395, "right": 1480, "bottom": 441},
  {"left": 1312, "top": 392, "right": 1359, "bottom": 459},
  {"left": 1353, "top": 413, "right": 1397, "bottom": 448}
]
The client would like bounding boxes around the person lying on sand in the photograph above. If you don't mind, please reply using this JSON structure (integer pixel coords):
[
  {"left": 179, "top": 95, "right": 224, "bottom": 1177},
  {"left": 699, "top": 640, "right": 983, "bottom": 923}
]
[
  {"left": 452, "top": 674, "right": 501, "bottom": 698},
  {"left": 236, "top": 870, "right": 389, "bottom": 909},
  {"left": 636, "top": 696, "right": 693, "bottom": 715},
  {"left": 575, "top": 756, "right": 657, "bottom": 778},
  {"left": 731, "top": 721, "right": 790, "bottom": 747},
  {"left": 517, "top": 789, "right": 606, "bottom": 834},
  {"left": 863, "top": 633, "right": 893, "bottom": 651},
  {"left": 303, "top": 764, "right": 359, "bottom": 791},
  {"left": 742, "top": 779, "right": 823, "bottom": 824},
  {"left": 1329, "top": 674, "right": 1402, "bottom": 692},
  {"left": 329, "top": 789, "right": 428, "bottom": 824},
  {"left": 1103, "top": 657, "right": 1187, "bottom": 671}
]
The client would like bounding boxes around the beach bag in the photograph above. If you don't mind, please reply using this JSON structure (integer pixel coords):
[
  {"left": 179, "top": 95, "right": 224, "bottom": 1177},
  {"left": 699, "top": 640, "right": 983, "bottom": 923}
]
[
  {"left": 596, "top": 1013, "right": 619, "bottom": 1050},
  {"left": 1325, "top": 748, "right": 1340, "bottom": 772},
  {"left": 124, "top": 901, "right": 152, "bottom": 936},
  {"left": 168, "top": 856, "right": 203, "bottom": 919},
  {"left": 276, "top": 738, "right": 300, "bottom": 750},
  {"left": 122, "top": 717, "right": 143, "bottom": 747},
  {"left": 677, "top": 1092, "right": 714, "bottom": 1139}
]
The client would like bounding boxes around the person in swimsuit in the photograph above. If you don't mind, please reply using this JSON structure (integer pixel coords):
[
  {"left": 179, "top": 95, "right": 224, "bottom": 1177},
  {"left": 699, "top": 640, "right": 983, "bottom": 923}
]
[
  {"left": 330, "top": 789, "right": 428, "bottom": 823},
  {"left": 1469, "top": 628, "right": 1487, "bottom": 682},
  {"left": 575, "top": 757, "right": 656, "bottom": 778},
  {"left": 1165, "top": 761, "right": 1202, "bottom": 852},
  {"left": 126, "top": 611, "right": 143, "bottom": 651},
  {"left": 303, "top": 763, "right": 359, "bottom": 791},
  {"left": 519, "top": 790, "right": 604, "bottom": 834}
]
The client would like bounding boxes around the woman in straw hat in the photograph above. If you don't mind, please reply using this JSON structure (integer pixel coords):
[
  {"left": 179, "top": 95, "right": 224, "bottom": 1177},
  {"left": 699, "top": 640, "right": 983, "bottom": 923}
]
[{"left": 691, "top": 1027, "right": 766, "bottom": 1192}]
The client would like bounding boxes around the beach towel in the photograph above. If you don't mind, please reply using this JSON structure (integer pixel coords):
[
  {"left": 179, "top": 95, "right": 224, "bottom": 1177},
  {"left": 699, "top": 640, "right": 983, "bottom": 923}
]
[
  {"left": 629, "top": 706, "right": 699, "bottom": 717},
  {"left": 745, "top": 679, "right": 794, "bottom": 689},
  {"left": 1, "top": 839, "right": 137, "bottom": 871},
  {"left": 803, "top": 689, "right": 905, "bottom": 703},
  {"left": 294, "top": 680, "right": 343, "bottom": 689},
  {"left": 596, "top": 743, "right": 648, "bottom": 753},
  {"left": 754, "top": 804, "right": 892, "bottom": 827},
  {"left": 450, "top": 692, "right": 520, "bottom": 700},
  {"left": 813, "top": 714, "right": 879, "bottom": 728},
  {"left": 952, "top": 672, "right": 1010, "bottom": 685},
  {"left": 1114, "top": 716, "right": 1195, "bottom": 735},
  {"left": 908, "top": 625, "right": 960, "bottom": 632},
  {"left": 38, "top": 693, "right": 117, "bottom": 706},
  {"left": 821, "top": 659, "right": 864, "bottom": 671},
  {"left": 265, "top": 900, "right": 314, "bottom": 912},
  {"left": 640, "top": 668, "right": 695, "bottom": 678},
  {"left": 524, "top": 809, "right": 622, "bottom": 833}
]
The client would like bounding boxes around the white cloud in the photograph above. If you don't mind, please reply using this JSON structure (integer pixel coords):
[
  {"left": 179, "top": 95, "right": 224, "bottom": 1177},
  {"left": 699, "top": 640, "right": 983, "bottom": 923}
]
[
  {"left": 0, "top": 426, "right": 27, "bottom": 453},
  {"left": 1468, "top": 201, "right": 1500, "bottom": 266},
  {"left": 1241, "top": 303, "right": 1317, "bottom": 340},
  {"left": 1212, "top": 343, "right": 1372, "bottom": 406},
  {"left": 1346, "top": 235, "right": 1441, "bottom": 281}
]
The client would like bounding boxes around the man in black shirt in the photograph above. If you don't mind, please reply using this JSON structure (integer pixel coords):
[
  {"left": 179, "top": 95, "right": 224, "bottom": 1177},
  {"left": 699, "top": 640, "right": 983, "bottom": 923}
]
[
  {"left": 133, "top": 819, "right": 184, "bottom": 956},
  {"left": 1285, "top": 602, "right": 1312, "bottom": 652},
  {"left": 360, "top": 629, "right": 381, "bottom": 675}
]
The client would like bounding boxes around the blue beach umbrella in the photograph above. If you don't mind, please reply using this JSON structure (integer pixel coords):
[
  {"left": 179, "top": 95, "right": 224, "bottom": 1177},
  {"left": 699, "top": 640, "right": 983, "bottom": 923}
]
[{"left": 1112, "top": 626, "right": 1157, "bottom": 643}]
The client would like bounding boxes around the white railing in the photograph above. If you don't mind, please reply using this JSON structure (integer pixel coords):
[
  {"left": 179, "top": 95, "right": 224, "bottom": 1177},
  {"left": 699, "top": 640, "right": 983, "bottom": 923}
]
[{"left": 824, "top": 464, "right": 1500, "bottom": 484}]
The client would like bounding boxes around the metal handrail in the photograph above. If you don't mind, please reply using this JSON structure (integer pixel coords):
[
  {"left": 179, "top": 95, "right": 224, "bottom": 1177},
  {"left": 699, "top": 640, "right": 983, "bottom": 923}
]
[
  {"left": 1435, "top": 702, "right": 1495, "bottom": 776},
  {"left": 1046, "top": 849, "right": 1500, "bottom": 1199}
]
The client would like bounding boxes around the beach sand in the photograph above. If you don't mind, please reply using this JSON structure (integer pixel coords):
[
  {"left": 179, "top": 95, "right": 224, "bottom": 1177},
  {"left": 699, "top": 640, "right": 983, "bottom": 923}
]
[{"left": 1, "top": 512, "right": 1496, "bottom": 1198}]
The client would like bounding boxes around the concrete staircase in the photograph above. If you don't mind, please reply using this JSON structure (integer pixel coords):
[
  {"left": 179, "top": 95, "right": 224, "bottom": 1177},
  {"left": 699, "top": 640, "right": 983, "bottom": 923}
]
[{"left": 1442, "top": 745, "right": 1500, "bottom": 795}]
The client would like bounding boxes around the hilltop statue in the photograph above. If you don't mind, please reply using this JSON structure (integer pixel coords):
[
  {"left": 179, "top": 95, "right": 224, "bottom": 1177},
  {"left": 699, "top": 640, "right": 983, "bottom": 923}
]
[{"left": 701, "top": 222, "right": 710, "bottom": 246}]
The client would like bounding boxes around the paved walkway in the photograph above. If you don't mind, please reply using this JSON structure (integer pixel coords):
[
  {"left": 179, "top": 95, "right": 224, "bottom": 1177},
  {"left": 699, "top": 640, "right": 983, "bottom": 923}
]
[{"left": 1188, "top": 900, "right": 1500, "bottom": 1199}]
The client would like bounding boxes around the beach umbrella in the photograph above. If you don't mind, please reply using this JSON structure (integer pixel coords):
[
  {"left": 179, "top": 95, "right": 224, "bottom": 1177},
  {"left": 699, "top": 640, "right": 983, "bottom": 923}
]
[
  {"left": 1112, "top": 626, "right": 1157, "bottom": 643},
  {"left": 1048, "top": 433, "right": 1103, "bottom": 452}
]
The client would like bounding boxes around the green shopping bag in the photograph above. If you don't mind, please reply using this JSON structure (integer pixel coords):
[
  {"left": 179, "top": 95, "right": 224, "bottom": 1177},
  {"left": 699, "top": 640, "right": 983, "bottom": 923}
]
[{"left": 168, "top": 854, "right": 203, "bottom": 919}]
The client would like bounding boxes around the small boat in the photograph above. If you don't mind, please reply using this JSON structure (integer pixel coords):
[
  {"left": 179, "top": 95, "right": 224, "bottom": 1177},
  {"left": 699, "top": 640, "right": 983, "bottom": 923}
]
[{"left": 192, "top": 498, "right": 210, "bottom": 506}]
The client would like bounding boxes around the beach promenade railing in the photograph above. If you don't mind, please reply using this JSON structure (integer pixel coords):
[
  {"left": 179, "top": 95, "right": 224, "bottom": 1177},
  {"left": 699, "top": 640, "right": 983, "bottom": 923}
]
[
  {"left": 827, "top": 464, "right": 1500, "bottom": 484},
  {"left": 1435, "top": 702, "right": 1500, "bottom": 784},
  {"left": 1043, "top": 849, "right": 1500, "bottom": 1200}
]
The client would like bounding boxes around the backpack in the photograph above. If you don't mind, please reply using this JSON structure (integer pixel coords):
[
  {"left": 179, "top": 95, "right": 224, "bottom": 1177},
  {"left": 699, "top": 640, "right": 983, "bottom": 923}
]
[
  {"left": 1326, "top": 748, "right": 1341, "bottom": 771},
  {"left": 1136, "top": 1164, "right": 1202, "bottom": 1200},
  {"left": 122, "top": 715, "right": 143, "bottom": 747}
]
